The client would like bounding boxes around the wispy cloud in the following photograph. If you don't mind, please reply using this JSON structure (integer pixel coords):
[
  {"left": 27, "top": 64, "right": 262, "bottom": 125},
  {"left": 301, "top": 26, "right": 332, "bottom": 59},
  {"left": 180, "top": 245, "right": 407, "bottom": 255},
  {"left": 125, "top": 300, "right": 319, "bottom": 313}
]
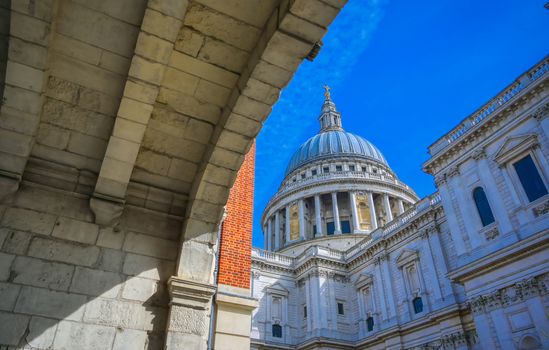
[{"left": 253, "top": 0, "right": 388, "bottom": 244}]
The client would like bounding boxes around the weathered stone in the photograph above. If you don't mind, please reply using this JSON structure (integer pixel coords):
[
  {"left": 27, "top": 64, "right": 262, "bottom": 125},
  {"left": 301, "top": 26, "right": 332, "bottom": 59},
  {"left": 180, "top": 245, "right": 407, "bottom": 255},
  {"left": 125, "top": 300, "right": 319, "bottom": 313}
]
[
  {"left": 123, "top": 79, "right": 159, "bottom": 104},
  {"left": 201, "top": 164, "right": 237, "bottom": 187},
  {"left": 123, "top": 253, "right": 175, "bottom": 281},
  {"left": 99, "top": 157, "right": 134, "bottom": 184},
  {"left": 135, "top": 150, "right": 171, "bottom": 176},
  {"left": 36, "top": 123, "right": 71, "bottom": 149},
  {"left": 148, "top": 0, "right": 189, "bottom": 18},
  {"left": 67, "top": 131, "right": 108, "bottom": 160},
  {"left": 28, "top": 237, "right": 100, "bottom": 267},
  {"left": 168, "top": 158, "right": 198, "bottom": 182},
  {"left": 174, "top": 26, "right": 204, "bottom": 57},
  {"left": 195, "top": 0, "right": 277, "bottom": 28},
  {"left": 162, "top": 67, "right": 200, "bottom": 95},
  {"left": 99, "top": 49, "right": 132, "bottom": 75},
  {"left": 2, "top": 229, "right": 31, "bottom": 254},
  {"left": 70, "top": 266, "right": 122, "bottom": 298},
  {"left": 14, "top": 286, "right": 87, "bottom": 320},
  {"left": 177, "top": 239, "right": 214, "bottom": 281},
  {"left": 112, "top": 117, "right": 147, "bottom": 143},
  {"left": 0, "top": 311, "right": 29, "bottom": 345},
  {"left": 241, "top": 78, "right": 280, "bottom": 105},
  {"left": 279, "top": 12, "right": 326, "bottom": 44},
  {"left": 5, "top": 61, "right": 45, "bottom": 92},
  {"left": 198, "top": 37, "right": 248, "bottom": 73},
  {"left": 122, "top": 276, "right": 159, "bottom": 302},
  {"left": 184, "top": 3, "right": 260, "bottom": 51},
  {"left": 89, "top": 196, "right": 125, "bottom": 227},
  {"left": 128, "top": 55, "right": 166, "bottom": 86},
  {"left": 70, "top": 0, "right": 147, "bottom": 26},
  {"left": 168, "top": 304, "right": 208, "bottom": 335},
  {"left": 142, "top": 128, "right": 206, "bottom": 163},
  {"left": 135, "top": 32, "right": 174, "bottom": 64},
  {"left": 98, "top": 248, "right": 125, "bottom": 273},
  {"left": 194, "top": 79, "right": 231, "bottom": 107},
  {"left": 0, "top": 128, "right": 34, "bottom": 157},
  {"left": 112, "top": 328, "right": 148, "bottom": 350},
  {"left": 83, "top": 297, "right": 166, "bottom": 331},
  {"left": 52, "top": 33, "right": 102, "bottom": 67},
  {"left": 123, "top": 232, "right": 177, "bottom": 260},
  {"left": 52, "top": 216, "right": 99, "bottom": 245},
  {"left": 232, "top": 95, "right": 271, "bottom": 122},
  {"left": 2, "top": 85, "right": 42, "bottom": 115},
  {"left": 118, "top": 97, "right": 154, "bottom": 125},
  {"left": 209, "top": 146, "right": 244, "bottom": 170},
  {"left": 53, "top": 320, "right": 116, "bottom": 350},
  {"left": 105, "top": 136, "right": 141, "bottom": 164},
  {"left": 290, "top": 0, "right": 340, "bottom": 27},
  {"left": 169, "top": 51, "right": 238, "bottom": 88},
  {"left": 27, "top": 316, "right": 58, "bottom": 349},
  {"left": 141, "top": 8, "right": 182, "bottom": 42},
  {"left": 14, "top": 187, "right": 93, "bottom": 222},
  {"left": 97, "top": 227, "right": 125, "bottom": 250},
  {"left": 217, "top": 129, "right": 251, "bottom": 153},
  {"left": 0, "top": 106, "right": 41, "bottom": 136},
  {"left": 251, "top": 59, "right": 293, "bottom": 88},
  {"left": 10, "top": 12, "right": 51, "bottom": 46},
  {"left": 0, "top": 282, "right": 21, "bottom": 311},
  {"left": 12, "top": 256, "right": 74, "bottom": 291},
  {"left": 8, "top": 37, "right": 49, "bottom": 69}
]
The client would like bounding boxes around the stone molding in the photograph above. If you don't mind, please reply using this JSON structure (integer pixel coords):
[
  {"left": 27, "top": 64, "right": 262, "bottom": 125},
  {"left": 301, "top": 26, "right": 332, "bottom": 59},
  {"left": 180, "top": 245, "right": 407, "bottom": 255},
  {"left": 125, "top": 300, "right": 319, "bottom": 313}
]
[
  {"left": 89, "top": 195, "right": 125, "bottom": 226},
  {"left": 167, "top": 276, "right": 217, "bottom": 310},
  {"left": 0, "top": 172, "right": 20, "bottom": 203},
  {"left": 215, "top": 291, "right": 258, "bottom": 312},
  {"left": 533, "top": 199, "right": 549, "bottom": 217},
  {"left": 467, "top": 275, "right": 548, "bottom": 315},
  {"left": 480, "top": 224, "right": 500, "bottom": 241},
  {"left": 531, "top": 102, "right": 548, "bottom": 120}
]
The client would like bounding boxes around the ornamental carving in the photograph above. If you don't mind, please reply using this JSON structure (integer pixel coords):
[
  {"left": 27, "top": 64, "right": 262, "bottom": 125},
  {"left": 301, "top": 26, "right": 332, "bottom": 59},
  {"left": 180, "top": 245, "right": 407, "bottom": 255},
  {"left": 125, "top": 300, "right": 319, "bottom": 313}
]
[
  {"left": 531, "top": 103, "right": 548, "bottom": 120},
  {"left": 467, "top": 276, "right": 547, "bottom": 314},
  {"left": 533, "top": 199, "right": 549, "bottom": 217},
  {"left": 434, "top": 174, "right": 447, "bottom": 187},
  {"left": 446, "top": 166, "right": 460, "bottom": 179},
  {"left": 471, "top": 148, "right": 487, "bottom": 160},
  {"left": 483, "top": 226, "right": 499, "bottom": 241}
]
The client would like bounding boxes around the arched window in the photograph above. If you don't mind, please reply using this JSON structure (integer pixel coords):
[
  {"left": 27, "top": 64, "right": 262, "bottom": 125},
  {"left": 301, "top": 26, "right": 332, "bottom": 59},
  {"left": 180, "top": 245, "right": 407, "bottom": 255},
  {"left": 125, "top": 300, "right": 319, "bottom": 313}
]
[
  {"left": 519, "top": 335, "right": 541, "bottom": 350},
  {"left": 272, "top": 324, "right": 282, "bottom": 338},
  {"left": 366, "top": 316, "right": 374, "bottom": 332},
  {"left": 473, "top": 187, "right": 495, "bottom": 226},
  {"left": 412, "top": 296, "right": 423, "bottom": 314}
]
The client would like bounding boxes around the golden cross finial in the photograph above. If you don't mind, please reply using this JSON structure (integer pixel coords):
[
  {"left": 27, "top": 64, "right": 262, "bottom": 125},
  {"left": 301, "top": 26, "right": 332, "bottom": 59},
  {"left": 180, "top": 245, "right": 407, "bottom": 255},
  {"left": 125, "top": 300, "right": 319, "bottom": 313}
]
[{"left": 323, "top": 84, "right": 331, "bottom": 100}]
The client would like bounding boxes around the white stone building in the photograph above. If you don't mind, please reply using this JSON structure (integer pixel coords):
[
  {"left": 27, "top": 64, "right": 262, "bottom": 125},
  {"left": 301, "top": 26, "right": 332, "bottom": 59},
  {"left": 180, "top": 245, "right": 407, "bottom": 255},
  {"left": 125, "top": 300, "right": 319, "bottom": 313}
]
[{"left": 250, "top": 57, "right": 549, "bottom": 349}]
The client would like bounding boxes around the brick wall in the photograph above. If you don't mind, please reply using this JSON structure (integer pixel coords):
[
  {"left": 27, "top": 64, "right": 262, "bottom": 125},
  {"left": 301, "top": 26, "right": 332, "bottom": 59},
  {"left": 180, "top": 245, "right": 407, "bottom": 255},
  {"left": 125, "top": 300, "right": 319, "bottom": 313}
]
[{"left": 217, "top": 141, "right": 255, "bottom": 289}]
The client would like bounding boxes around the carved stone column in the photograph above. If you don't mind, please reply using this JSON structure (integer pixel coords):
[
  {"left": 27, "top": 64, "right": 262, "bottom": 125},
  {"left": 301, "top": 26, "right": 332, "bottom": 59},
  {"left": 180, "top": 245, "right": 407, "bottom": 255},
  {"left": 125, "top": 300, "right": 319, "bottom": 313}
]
[
  {"left": 266, "top": 217, "right": 272, "bottom": 251},
  {"left": 367, "top": 192, "right": 378, "bottom": 230},
  {"left": 298, "top": 199, "right": 306, "bottom": 240},
  {"left": 349, "top": 191, "right": 361, "bottom": 232},
  {"left": 331, "top": 192, "right": 341, "bottom": 234},
  {"left": 285, "top": 205, "right": 291, "bottom": 244},
  {"left": 435, "top": 174, "right": 467, "bottom": 255},
  {"left": 397, "top": 198, "right": 405, "bottom": 215},
  {"left": 274, "top": 211, "right": 280, "bottom": 250},
  {"left": 314, "top": 195, "right": 323, "bottom": 236},
  {"left": 382, "top": 194, "right": 393, "bottom": 223}
]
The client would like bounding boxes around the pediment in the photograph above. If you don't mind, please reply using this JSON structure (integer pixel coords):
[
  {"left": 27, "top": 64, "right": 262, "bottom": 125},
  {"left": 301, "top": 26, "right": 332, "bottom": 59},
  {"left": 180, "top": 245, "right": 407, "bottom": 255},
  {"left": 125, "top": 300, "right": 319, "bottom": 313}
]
[
  {"left": 354, "top": 273, "right": 374, "bottom": 289},
  {"left": 266, "top": 282, "right": 289, "bottom": 296},
  {"left": 494, "top": 134, "right": 538, "bottom": 165},
  {"left": 396, "top": 249, "right": 419, "bottom": 267}
]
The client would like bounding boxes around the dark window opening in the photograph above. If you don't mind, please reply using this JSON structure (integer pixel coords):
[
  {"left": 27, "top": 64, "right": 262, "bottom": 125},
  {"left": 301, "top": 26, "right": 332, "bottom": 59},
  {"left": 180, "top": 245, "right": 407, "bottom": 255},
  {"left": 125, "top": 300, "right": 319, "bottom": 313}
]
[
  {"left": 323, "top": 167, "right": 330, "bottom": 173},
  {"left": 349, "top": 165, "right": 355, "bottom": 171},
  {"left": 336, "top": 165, "right": 343, "bottom": 172},
  {"left": 337, "top": 302, "right": 344, "bottom": 315},
  {"left": 341, "top": 220, "right": 351, "bottom": 234},
  {"left": 313, "top": 225, "right": 317, "bottom": 236},
  {"left": 312, "top": 169, "right": 317, "bottom": 176},
  {"left": 301, "top": 173, "right": 306, "bottom": 179},
  {"left": 413, "top": 297, "right": 423, "bottom": 314},
  {"left": 513, "top": 155, "right": 547, "bottom": 202},
  {"left": 303, "top": 305, "right": 307, "bottom": 318},
  {"left": 366, "top": 316, "right": 374, "bottom": 332},
  {"left": 272, "top": 324, "right": 282, "bottom": 338},
  {"left": 473, "top": 187, "right": 495, "bottom": 227},
  {"left": 326, "top": 222, "right": 335, "bottom": 235}
]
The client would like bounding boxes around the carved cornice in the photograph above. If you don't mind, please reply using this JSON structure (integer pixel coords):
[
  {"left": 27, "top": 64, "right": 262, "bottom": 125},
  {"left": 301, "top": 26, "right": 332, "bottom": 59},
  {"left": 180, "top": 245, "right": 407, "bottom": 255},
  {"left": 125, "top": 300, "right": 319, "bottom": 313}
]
[
  {"left": 167, "top": 276, "right": 217, "bottom": 310},
  {"left": 471, "top": 148, "right": 487, "bottom": 161},
  {"left": 531, "top": 102, "right": 548, "bottom": 120},
  {"left": 467, "top": 275, "right": 548, "bottom": 314},
  {"left": 533, "top": 199, "right": 549, "bottom": 217}
]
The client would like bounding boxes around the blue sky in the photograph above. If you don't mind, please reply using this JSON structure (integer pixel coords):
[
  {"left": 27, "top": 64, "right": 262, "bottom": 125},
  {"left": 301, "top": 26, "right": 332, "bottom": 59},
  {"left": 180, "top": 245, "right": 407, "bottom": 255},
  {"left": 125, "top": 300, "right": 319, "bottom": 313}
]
[{"left": 252, "top": 0, "right": 549, "bottom": 248}]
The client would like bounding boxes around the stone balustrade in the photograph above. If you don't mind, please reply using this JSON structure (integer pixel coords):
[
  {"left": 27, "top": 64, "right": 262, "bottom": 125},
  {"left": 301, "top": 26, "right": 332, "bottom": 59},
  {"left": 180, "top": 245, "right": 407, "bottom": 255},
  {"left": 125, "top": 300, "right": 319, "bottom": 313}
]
[{"left": 429, "top": 57, "right": 548, "bottom": 156}]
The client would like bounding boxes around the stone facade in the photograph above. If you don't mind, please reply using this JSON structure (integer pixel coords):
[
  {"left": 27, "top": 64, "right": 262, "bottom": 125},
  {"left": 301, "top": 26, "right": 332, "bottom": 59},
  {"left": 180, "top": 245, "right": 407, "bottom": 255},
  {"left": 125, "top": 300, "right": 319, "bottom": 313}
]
[
  {"left": 0, "top": 0, "right": 345, "bottom": 349},
  {"left": 251, "top": 57, "right": 549, "bottom": 349}
]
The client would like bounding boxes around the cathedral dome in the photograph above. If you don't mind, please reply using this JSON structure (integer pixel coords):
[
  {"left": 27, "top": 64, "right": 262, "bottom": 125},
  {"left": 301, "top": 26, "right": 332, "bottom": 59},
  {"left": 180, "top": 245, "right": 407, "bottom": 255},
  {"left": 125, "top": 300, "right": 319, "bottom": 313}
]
[{"left": 285, "top": 130, "right": 387, "bottom": 176}]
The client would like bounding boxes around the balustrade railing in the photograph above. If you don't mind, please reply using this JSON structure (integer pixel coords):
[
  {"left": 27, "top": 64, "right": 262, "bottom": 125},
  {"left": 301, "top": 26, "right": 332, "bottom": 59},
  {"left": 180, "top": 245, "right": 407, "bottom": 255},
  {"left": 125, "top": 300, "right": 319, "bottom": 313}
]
[{"left": 428, "top": 57, "right": 548, "bottom": 156}]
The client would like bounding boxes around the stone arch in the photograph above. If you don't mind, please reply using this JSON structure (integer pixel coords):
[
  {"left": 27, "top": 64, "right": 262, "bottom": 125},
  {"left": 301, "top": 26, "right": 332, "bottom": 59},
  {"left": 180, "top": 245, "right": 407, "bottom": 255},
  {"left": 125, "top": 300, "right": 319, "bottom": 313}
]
[{"left": 519, "top": 334, "right": 542, "bottom": 350}]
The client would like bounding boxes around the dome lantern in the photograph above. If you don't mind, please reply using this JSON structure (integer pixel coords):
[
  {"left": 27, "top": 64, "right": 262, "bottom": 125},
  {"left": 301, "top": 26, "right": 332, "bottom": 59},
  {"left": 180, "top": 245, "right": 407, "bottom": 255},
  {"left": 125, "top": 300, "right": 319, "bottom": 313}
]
[{"left": 319, "top": 85, "right": 343, "bottom": 132}]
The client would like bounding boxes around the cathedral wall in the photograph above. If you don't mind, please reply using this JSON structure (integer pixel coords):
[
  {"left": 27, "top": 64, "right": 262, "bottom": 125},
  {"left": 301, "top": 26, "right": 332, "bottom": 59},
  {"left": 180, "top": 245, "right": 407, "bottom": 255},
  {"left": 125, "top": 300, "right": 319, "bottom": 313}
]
[{"left": 0, "top": 185, "right": 178, "bottom": 349}]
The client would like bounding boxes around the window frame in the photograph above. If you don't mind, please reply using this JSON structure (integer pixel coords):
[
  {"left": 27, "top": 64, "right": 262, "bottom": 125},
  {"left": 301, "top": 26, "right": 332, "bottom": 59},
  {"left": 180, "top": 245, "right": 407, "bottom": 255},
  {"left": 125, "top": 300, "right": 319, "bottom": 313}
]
[
  {"left": 512, "top": 153, "right": 548, "bottom": 203},
  {"left": 472, "top": 186, "right": 496, "bottom": 227},
  {"left": 337, "top": 301, "right": 345, "bottom": 316}
]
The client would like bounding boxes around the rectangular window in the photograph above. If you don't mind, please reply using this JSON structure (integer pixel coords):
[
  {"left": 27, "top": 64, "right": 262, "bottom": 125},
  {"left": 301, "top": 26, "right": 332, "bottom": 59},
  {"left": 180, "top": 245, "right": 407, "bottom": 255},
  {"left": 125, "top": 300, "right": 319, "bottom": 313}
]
[
  {"left": 323, "top": 166, "right": 330, "bottom": 173},
  {"left": 349, "top": 165, "right": 355, "bottom": 171},
  {"left": 341, "top": 220, "right": 351, "bottom": 234},
  {"left": 326, "top": 221, "right": 335, "bottom": 235},
  {"left": 301, "top": 173, "right": 306, "bottom": 179},
  {"left": 513, "top": 155, "right": 548, "bottom": 202},
  {"left": 336, "top": 165, "right": 343, "bottom": 172},
  {"left": 303, "top": 305, "right": 307, "bottom": 318},
  {"left": 337, "top": 302, "right": 344, "bottom": 315},
  {"left": 312, "top": 169, "right": 317, "bottom": 176}
]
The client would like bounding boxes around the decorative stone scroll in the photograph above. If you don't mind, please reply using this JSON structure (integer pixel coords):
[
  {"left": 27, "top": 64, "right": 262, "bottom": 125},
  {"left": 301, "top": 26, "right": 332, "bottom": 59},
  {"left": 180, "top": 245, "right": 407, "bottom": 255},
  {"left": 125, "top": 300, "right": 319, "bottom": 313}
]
[{"left": 533, "top": 199, "right": 549, "bottom": 217}]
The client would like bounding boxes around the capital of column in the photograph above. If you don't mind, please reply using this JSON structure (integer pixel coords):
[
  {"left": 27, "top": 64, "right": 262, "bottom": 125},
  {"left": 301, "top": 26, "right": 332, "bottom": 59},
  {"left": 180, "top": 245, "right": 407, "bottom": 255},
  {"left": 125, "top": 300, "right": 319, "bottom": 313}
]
[
  {"left": 471, "top": 148, "right": 487, "bottom": 161},
  {"left": 167, "top": 276, "right": 217, "bottom": 310}
]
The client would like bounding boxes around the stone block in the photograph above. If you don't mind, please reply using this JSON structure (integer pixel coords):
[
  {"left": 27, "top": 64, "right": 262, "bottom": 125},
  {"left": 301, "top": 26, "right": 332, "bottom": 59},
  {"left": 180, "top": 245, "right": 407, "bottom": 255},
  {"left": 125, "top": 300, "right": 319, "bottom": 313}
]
[
  {"left": 71, "top": 0, "right": 146, "bottom": 25},
  {"left": 0, "top": 128, "right": 33, "bottom": 157},
  {"left": 67, "top": 131, "right": 108, "bottom": 160},
  {"left": 167, "top": 304, "right": 208, "bottom": 334},
  {"left": 195, "top": 0, "right": 276, "bottom": 28},
  {"left": 194, "top": 79, "right": 231, "bottom": 107},
  {"left": 70, "top": 267, "right": 122, "bottom": 298},
  {"left": 123, "top": 253, "right": 175, "bottom": 281},
  {"left": 169, "top": 51, "right": 238, "bottom": 88},
  {"left": 83, "top": 298, "right": 166, "bottom": 331},
  {"left": 2, "top": 84, "right": 42, "bottom": 115},
  {"left": 0, "top": 105, "right": 41, "bottom": 136},
  {"left": 166, "top": 331, "right": 204, "bottom": 350},
  {"left": 174, "top": 26, "right": 204, "bottom": 57},
  {"left": 209, "top": 147, "right": 244, "bottom": 170},
  {"left": 263, "top": 31, "right": 311, "bottom": 71},
  {"left": 99, "top": 156, "right": 134, "bottom": 183},
  {"left": 198, "top": 37, "right": 248, "bottom": 73},
  {"left": 97, "top": 227, "right": 125, "bottom": 250},
  {"left": 112, "top": 117, "right": 147, "bottom": 143},
  {"left": 135, "top": 32, "right": 173, "bottom": 64},
  {"left": 149, "top": 0, "right": 189, "bottom": 18},
  {"left": 195, "top": 181, "right": 230, "bottom": 205},
  {"left": 0, "top": 253, "right": 15, "bottom": 281},
  {"left": 12, "top": 256, "right": 74, "bottom": 291},
  {"left": 128, "top": 55, "right": 166, "bottom": 86},
  {"left": 105, "top": 136, "right": 141, "bottom": 164},
  {"left": 224, "top": 112, "right": 262, "bottom": 138},
  {"left": 10, "top": 12, "right": 50, "bottom": 46},
  {"left": 0, "top": 282, "right": 21, "bottom": 311},
  {"left": 177, "top": 239, "right": 214, "bottom": 282},
  {"left": 36, "top": 123, "right": 71, "bottom": 149},
  {"left": 8, "top": 37, "right": 48, "bottom": 69},
  {"left": 232, "top": 95, "right": 271, "bottom": 122},
  {"left": 280, "top": 12, "right": 326, "bottom": 44},
  {"left": 168, "top": 157, "right": 198, "bottom": 182},
  {"left": 162, "top": 66, "right": 199, "bottom": 95},
  {"left": 5, "top": 61, "right": 44, "bottom": 92},
  {"left": 135, "top": 150, "right": 171, "bottom": 176},
  {"left": 2, "top": 229, "right": 31, "bottom": 254},
  {"left": 78, "top": 87, "right": 120, "bottom": 116},
  {"left": 118, "top": 97, "right": 154, "bottom": 125},
  {"left": 122, "top": 276, "right": 159, "bottom": 302},
  {"left": 123, "top": 232, "right": 177, "bottom": 260},
  {"left": 290, "top": 0, "right": 340, "bottom": 27},
  {"left": 157, "top": 87, "right": 221, "bottom": 124},
  {"left": 217, "top": 129, "right": 251, "bottom": 153},
  {"left": 52, "top": 216, "right": 99, "bottom": 245},
  {"left": 251, "top": 59, "right": 293, "bottom": 88},
  {"left": 11, "top": 0, "right": 54, "bottom": 21},
  {"left": 99, "top": 49, "right": 132, "bottom": 75},
  {"left": 27, "top": 316, "right": 58, "bottom": 349},
  {"left": 112, "top": 328, "right": 148, "bottom": 350},
  {"left": 123, "top": 79, "right": 159, "bottom": 104},
  {"left": 28, "top": 237, "right": 100, "bottom": 267},
  {"left": 14, "top": 286, "right": 87, "bottom": 320},
  {"left": 142, "top": 127, "right": 206, "bottom": 163},
  {"left": 202, "top": 164, "right": 237, "bottom": 187},
  {"left": 241, "top": 78, "right": 280, "bottom": 105},
  {"left": 2, "top": 207, "right": 54, "bottom": 236},
  {"left": 0, "top": 311, "right": 29, "bottom": 345},
  {"left": 120, "top": 207, "right": 181, "bottom": 241},
  {"left": 184, "top": 3, "right": 260, "bottom": 51},
  {"left": 142, "top": 8, "right": 182, "bottom": 42},
  {"left": 53, "top": 320, "right": 116, "bottom": 350},
  {"left": 52, "top": 33, "right": 102, "bottom": 67},
  {"left": 57, "top": 1, "right": 139, "bottom": 56}
]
